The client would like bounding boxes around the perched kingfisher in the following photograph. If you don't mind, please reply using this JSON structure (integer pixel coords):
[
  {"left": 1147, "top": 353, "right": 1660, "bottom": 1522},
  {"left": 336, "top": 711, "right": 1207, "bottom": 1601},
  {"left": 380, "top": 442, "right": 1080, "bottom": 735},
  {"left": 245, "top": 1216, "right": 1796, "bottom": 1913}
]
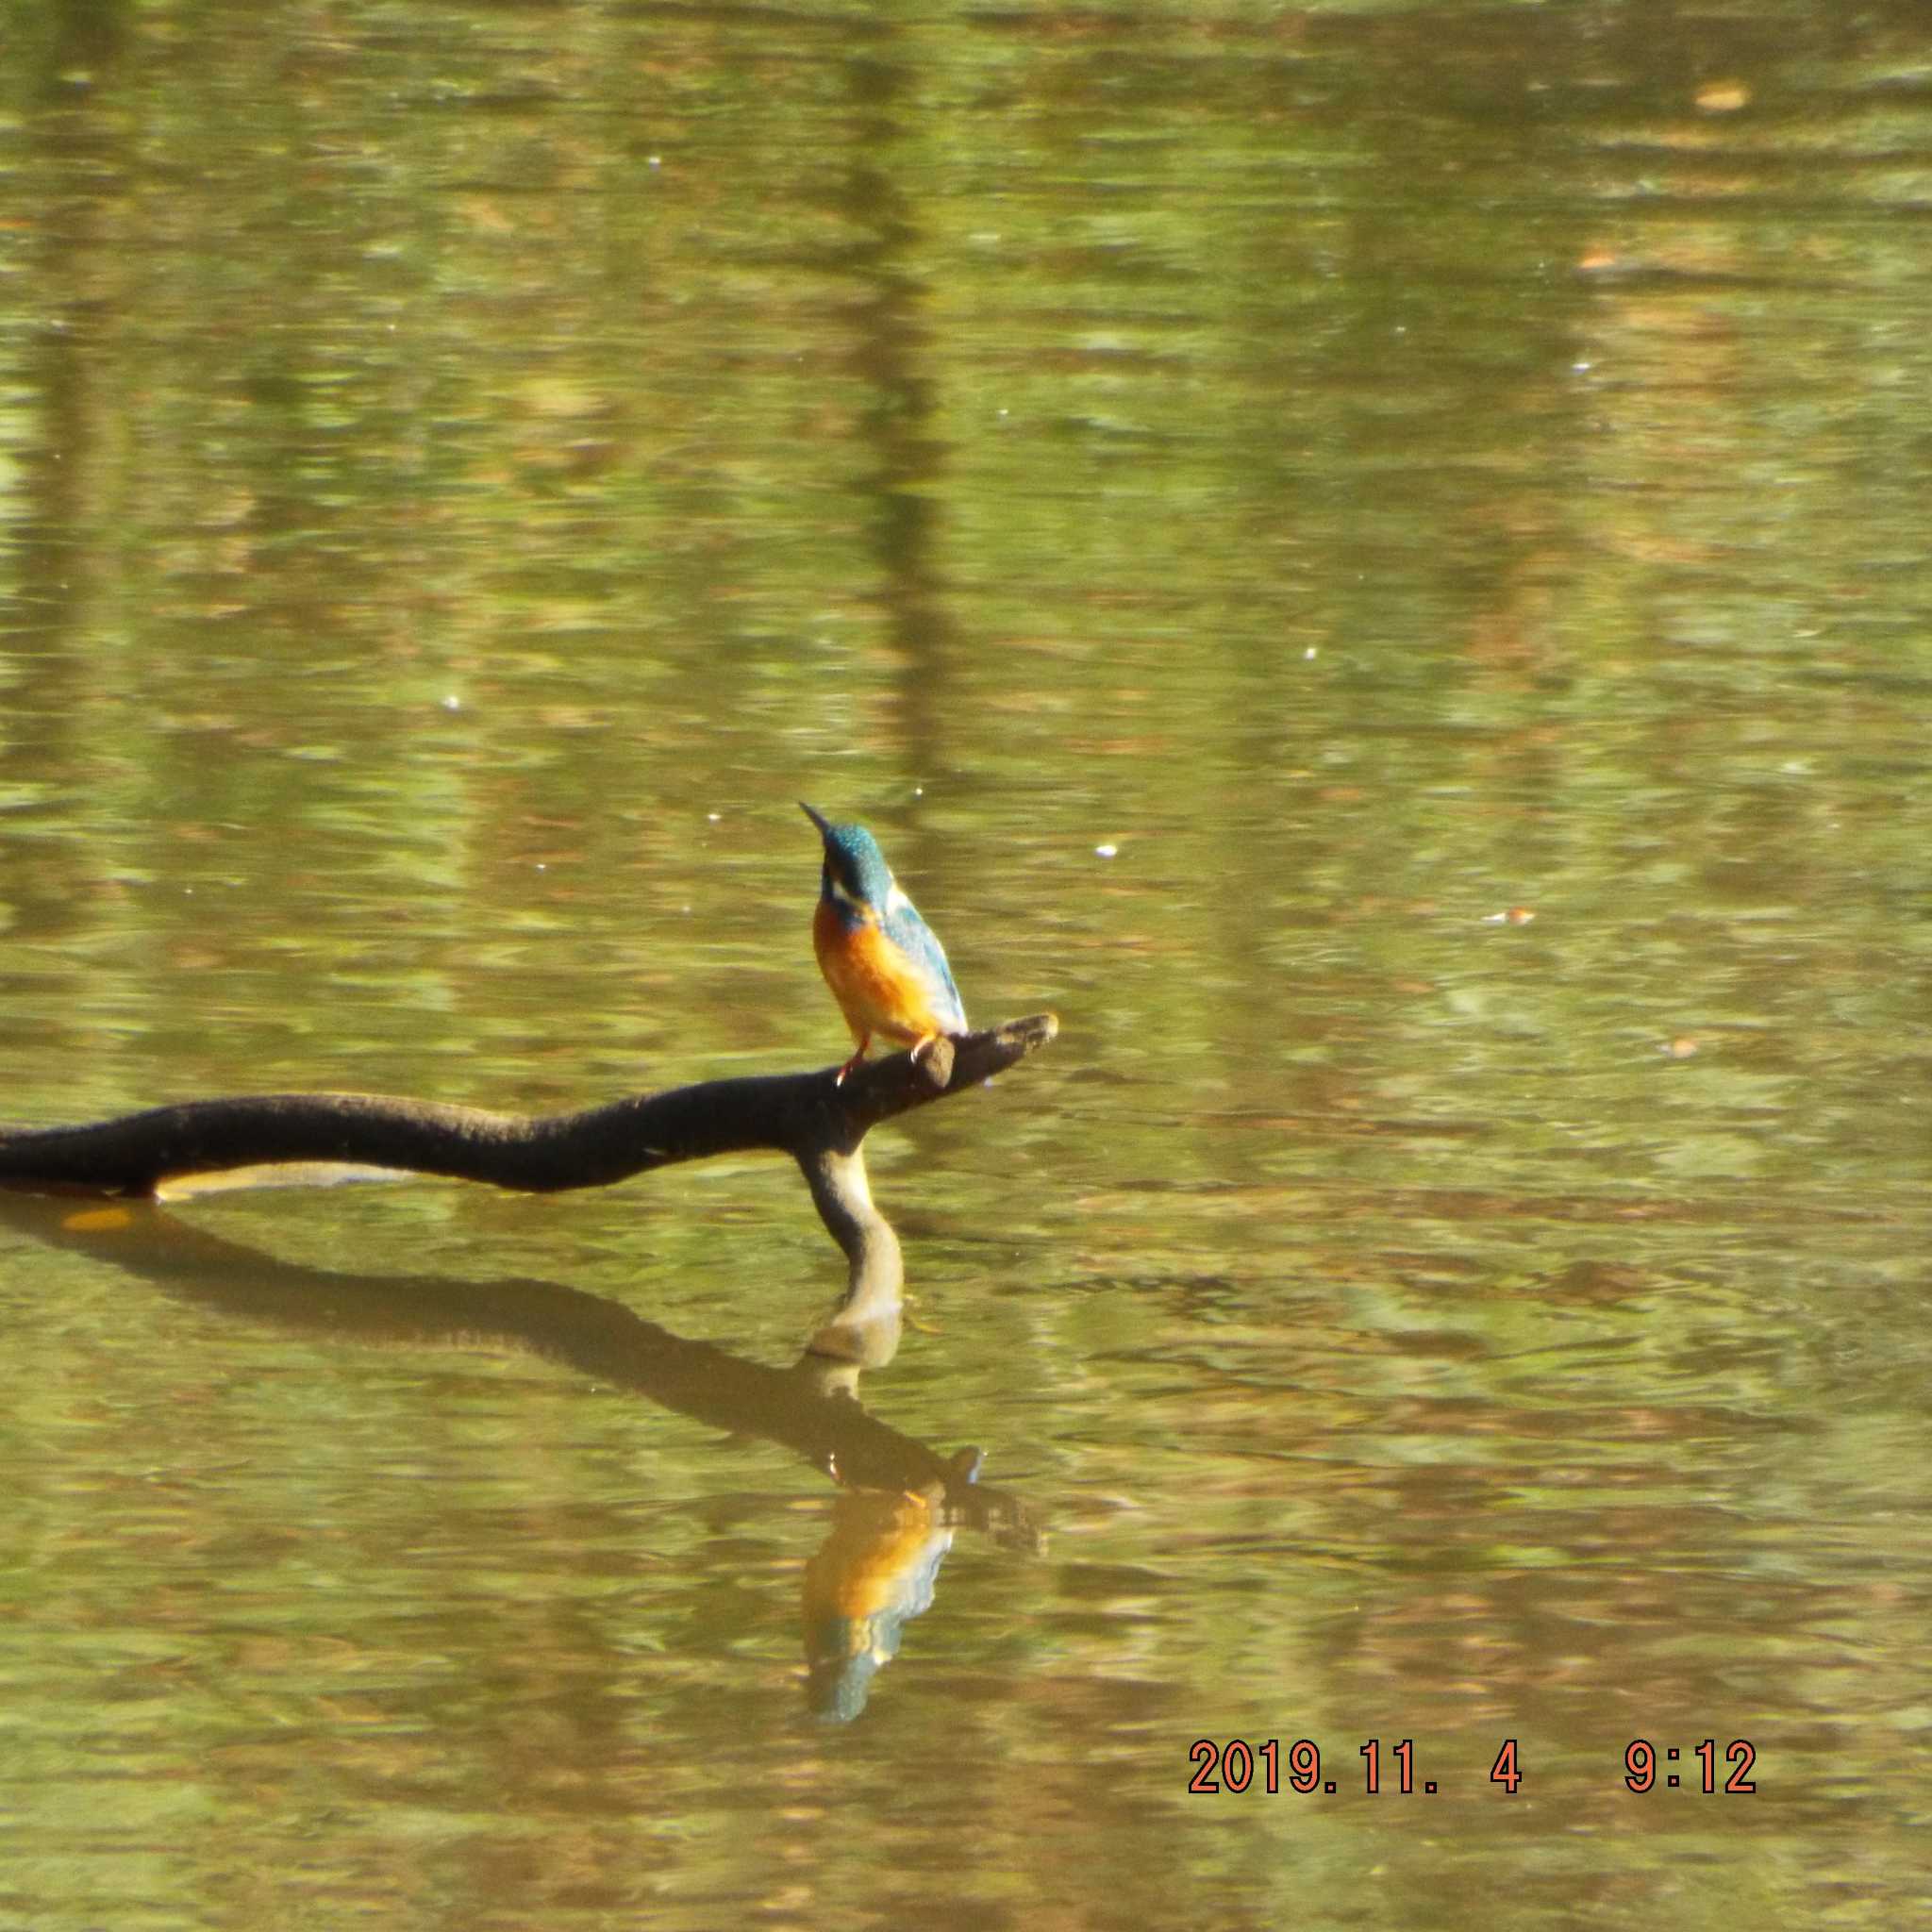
[{"left": 801, "top": 802, "right": 967, "bottom": 1083}]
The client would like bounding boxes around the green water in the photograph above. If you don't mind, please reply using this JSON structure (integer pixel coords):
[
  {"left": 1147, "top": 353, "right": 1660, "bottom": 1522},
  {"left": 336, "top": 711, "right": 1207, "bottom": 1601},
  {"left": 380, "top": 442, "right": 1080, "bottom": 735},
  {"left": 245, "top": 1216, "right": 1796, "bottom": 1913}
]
[{"left": 2, "top": 0, "right": 1929, "bottom": 1925}]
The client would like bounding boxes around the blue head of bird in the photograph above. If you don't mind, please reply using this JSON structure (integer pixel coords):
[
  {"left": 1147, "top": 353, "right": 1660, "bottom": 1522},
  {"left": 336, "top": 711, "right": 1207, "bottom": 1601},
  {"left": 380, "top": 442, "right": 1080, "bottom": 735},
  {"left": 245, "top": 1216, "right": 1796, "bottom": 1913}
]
[{"left": 800, "top": 802, "right": 895, "bottom": 919}]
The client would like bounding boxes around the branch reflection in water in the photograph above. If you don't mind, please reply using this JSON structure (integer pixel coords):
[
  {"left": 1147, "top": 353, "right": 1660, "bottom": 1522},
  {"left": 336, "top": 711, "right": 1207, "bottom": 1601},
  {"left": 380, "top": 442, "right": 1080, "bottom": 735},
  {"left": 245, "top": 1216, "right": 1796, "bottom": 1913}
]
[{"left": 0, "top": 1189, "right": 1040, "bottom": 1723}]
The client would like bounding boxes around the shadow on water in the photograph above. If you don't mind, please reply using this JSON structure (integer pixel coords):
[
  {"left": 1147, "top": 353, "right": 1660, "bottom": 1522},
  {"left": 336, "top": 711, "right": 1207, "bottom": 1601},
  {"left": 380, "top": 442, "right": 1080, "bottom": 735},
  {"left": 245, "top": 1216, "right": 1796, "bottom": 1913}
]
[{"left": 0, "top": 1186, "right": 1041, "bottom": 1723}]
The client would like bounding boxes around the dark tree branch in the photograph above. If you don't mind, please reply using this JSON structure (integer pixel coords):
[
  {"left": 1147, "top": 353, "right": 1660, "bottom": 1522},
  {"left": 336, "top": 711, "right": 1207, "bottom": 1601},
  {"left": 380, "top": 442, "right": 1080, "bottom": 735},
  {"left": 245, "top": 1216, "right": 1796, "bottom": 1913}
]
[
  {"left": 0, "top": 1014, "right": 1057, "bottom": 1198},
  {"left": 0, "top": 1013, "right": 1059, "bottom": 1317}
]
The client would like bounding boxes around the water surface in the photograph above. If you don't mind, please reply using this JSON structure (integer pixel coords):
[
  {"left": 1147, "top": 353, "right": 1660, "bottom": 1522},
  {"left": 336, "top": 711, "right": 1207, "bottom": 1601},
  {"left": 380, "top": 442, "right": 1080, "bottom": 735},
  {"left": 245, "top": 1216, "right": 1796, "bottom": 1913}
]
[{"left": 1, "top": 1, "right": 1928, "bottom": 1925}]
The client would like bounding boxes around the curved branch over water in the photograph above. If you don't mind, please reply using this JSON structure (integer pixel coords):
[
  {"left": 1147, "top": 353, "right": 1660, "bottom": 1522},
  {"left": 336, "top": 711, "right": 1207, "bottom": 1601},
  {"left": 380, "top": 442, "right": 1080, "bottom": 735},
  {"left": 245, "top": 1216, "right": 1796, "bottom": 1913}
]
[{"left": 0, "top": 1013, "right": 1059, "bottom": 1323}]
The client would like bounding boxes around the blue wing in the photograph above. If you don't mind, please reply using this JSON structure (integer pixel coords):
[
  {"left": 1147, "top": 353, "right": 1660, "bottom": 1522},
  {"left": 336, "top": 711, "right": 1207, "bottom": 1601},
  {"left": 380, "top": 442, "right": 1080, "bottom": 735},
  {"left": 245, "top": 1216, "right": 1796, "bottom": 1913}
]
[{"left": 882, "top": 890, "right": 968, "bottom": 1035}]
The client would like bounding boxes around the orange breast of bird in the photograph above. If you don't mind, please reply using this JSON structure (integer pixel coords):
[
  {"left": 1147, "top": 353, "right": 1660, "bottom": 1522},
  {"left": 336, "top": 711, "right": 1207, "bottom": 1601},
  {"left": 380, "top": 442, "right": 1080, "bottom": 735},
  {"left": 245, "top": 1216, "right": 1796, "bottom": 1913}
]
[
  {"left": 813, "top": 898, "right": 945, "bottom": 1046},
  {"left": 803, "top": 1491, "right": 942, "bottom": 1622}
]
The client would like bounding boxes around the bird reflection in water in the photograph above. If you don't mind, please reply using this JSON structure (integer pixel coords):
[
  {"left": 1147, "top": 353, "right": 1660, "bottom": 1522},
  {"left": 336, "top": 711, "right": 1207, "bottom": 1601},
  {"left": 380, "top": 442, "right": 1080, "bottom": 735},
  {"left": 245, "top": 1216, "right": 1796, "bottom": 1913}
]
[{"left": 804, "top": 1444, "right": 985, "bottom": 1723}]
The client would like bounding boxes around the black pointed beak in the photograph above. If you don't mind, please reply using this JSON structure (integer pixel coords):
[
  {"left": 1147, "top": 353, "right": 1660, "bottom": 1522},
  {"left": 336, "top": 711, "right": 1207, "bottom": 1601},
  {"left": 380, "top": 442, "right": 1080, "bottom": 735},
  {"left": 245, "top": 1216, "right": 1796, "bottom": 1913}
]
[{"left": 800, "top": 801, "right": 833, "bottom": 841}]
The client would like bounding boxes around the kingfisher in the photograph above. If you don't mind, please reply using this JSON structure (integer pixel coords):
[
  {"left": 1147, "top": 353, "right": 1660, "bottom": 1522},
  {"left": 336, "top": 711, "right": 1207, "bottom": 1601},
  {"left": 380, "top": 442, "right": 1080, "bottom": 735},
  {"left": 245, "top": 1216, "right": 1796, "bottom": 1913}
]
[{"left": 801, "top": 803, "right": 967, "bottom": 1083}]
